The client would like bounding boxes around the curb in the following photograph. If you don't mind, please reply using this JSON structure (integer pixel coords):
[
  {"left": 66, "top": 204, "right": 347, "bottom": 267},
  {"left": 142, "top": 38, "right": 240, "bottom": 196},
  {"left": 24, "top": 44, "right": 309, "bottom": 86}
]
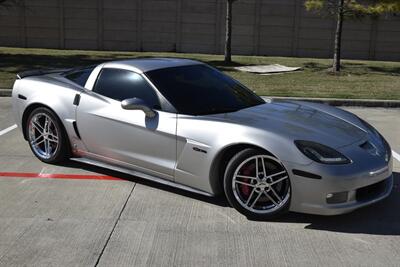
[
  {"left": 0, "top": 89, "right": 11, "bottom": 97},
  {"left": 263, "top": 96, "right": 400, "bottom": 108},
  {"left": 1, "top": 88, "right": 399, "bottom": 108}
]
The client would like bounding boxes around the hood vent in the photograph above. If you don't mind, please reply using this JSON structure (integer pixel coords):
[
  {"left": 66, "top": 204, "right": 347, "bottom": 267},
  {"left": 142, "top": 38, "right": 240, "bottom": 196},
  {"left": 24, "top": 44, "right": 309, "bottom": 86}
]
[{"left": 360, "top": 141, "right": 379, "bottom": 156}]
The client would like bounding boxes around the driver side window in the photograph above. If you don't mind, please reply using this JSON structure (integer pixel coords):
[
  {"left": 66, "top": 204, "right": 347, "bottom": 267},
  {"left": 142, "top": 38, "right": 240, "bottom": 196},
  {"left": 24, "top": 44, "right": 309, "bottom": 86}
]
[{"left": 93, "top": 68, "right": 161, "bottom": 109}]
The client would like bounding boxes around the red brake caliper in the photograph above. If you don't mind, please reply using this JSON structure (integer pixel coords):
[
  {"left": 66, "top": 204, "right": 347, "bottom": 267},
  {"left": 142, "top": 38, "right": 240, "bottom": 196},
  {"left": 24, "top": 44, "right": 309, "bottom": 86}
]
[{"left": 240, "top": 163, "right": 253, "bottom": 197}]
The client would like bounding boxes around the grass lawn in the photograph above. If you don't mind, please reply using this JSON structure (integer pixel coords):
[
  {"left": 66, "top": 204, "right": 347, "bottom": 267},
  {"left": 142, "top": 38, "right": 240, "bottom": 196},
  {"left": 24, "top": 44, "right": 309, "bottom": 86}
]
[{"left": 1, "top": 47, "right": 399, "bottom": 100}]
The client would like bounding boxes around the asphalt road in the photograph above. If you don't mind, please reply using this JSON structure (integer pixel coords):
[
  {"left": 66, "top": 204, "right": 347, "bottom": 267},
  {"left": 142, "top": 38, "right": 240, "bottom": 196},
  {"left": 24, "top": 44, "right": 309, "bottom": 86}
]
[{"left": 0, "top": 97, "right": 399, "bottom": 267}]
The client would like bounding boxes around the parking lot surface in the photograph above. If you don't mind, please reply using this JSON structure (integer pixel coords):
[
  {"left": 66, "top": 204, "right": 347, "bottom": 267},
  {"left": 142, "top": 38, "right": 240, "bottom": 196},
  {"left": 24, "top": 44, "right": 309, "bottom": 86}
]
[{"left": 0, "top": 97, "right": 399, "bottom": 266}]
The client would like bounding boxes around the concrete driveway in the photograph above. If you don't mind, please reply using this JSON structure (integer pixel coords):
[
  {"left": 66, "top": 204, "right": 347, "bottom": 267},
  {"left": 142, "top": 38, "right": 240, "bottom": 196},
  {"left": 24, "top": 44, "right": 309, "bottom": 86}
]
[{"left": 0, "top": 97, "right": 399, "bottom": 267}]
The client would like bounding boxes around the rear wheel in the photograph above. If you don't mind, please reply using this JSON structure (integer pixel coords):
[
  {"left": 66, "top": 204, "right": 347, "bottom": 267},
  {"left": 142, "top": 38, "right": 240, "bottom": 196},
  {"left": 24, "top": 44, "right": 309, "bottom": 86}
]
[
  {"left": 224, "top": 148, "right": 291, "bottom": 220},
  {"left": 26, "top": 107, "right": 69, "bottom": 163}
]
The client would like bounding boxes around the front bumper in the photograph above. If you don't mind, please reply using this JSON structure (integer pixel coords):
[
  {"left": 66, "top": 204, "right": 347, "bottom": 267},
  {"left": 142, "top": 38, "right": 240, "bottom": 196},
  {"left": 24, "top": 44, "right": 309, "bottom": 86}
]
[{"left": 285, "top": 157, "right": 393, "bottom": 216}]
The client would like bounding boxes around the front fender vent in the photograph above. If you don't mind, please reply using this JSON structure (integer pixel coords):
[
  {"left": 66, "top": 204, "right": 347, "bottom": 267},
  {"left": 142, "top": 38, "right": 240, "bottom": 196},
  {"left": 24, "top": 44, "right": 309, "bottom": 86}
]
[
  {"left": 292, "top": 169, "right": 322, "bottom": 180},
  {"left": 72, "top": 121, "right": 81, "bottom": 139}
]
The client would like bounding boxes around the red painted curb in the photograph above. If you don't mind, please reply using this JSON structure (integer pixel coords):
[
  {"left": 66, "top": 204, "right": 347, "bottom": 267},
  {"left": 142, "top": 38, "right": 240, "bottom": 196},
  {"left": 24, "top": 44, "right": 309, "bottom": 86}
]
[{"left": 0, "top": 172, "right": 121, "bottom": 181}]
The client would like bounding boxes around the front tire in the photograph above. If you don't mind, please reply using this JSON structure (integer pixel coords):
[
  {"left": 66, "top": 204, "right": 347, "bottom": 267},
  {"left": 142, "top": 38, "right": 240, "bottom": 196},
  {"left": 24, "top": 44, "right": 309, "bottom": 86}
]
[
  {"left": 26, "top": 107, "right": 70, "bottom": 163},
  {"left": 224, "top": 148, "right": 291, "bottom": 220}
]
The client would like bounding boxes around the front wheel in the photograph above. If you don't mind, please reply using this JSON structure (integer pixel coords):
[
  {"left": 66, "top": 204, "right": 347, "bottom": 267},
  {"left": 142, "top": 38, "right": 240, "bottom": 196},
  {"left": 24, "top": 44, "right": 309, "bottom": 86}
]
[
  {"left": 224, "top": 148, "right": 291, "bottom": 220},
  {"left": 26, "top": 107, "right": 70, "bottom": 163}
]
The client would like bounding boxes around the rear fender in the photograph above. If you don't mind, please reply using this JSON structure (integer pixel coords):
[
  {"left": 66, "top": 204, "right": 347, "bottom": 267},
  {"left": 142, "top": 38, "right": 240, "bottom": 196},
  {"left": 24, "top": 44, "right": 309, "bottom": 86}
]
[{"left": 16, "top": 78, "right": 83, "bottom": 153}]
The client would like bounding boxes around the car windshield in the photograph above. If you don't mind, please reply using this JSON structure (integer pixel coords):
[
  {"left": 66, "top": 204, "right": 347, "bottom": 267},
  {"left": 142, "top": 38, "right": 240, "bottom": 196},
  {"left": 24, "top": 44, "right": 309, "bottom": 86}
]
[{"left": 145, "top": 64, "right": 264, "bottom": 115}]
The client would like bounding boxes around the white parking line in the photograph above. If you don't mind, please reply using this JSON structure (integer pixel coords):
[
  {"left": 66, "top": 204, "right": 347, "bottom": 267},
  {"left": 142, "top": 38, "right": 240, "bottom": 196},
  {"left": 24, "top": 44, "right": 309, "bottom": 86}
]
[
  {"left": 0, "top": 124, "right": 17, "bottom": 136},
  {"left": 393, "top": 150, "right": 400, "bottom": 163}
]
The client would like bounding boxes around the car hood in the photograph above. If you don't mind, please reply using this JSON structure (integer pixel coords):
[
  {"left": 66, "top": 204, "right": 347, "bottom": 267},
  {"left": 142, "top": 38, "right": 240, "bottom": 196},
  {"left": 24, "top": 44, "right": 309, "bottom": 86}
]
[{"left": 213, "top": 100, "right": 367, "bottom": 148}]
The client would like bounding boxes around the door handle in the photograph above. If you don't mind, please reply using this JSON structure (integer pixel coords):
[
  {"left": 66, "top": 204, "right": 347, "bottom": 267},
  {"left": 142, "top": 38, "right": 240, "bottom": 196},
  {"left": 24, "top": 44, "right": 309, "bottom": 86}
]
[{"left": 73, "top": 94, "right": 81, "bottom": 106}]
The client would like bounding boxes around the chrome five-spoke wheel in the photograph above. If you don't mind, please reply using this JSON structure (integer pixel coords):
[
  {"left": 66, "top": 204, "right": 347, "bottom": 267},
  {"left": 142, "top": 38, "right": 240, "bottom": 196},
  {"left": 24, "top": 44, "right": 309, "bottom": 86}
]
[
  {"left": 26, "top": 107, "right": 69, "bottom": 163},
  {"left": 224, "top": 148, "right": 291, "bottom": 219},
  {"left": 29, "top": 113, "right": 59, "bottom": 159}
]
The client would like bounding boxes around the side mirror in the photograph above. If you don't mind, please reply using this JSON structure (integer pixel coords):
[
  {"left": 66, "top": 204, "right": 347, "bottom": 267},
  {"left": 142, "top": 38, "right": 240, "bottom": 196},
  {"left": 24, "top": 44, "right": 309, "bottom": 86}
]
[{"left": 121, "top": 98, "right": 156, "bottom": 118}]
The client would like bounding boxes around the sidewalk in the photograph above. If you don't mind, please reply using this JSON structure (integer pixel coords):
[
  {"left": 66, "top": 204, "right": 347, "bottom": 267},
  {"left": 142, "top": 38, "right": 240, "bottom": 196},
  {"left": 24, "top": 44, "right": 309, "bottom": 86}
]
[{"left": 263, "top": 96, "right": 400, "bottom": 108}]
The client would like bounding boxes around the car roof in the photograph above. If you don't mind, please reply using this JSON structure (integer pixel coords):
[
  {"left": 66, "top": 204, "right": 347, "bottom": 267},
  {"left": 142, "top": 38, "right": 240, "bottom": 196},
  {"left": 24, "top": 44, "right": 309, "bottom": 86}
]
[{"left": 102, "top": 58, "right": 203, "bottom": 73}]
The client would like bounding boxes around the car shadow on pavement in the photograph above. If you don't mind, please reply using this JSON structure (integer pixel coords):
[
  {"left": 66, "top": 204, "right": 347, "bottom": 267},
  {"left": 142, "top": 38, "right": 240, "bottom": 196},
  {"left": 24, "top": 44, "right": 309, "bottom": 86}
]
[
  {"left": 58, "top": 160, "right": 231, "bottom": 207},
  {"left": 61, "top": 160, "right": 399, "bottom": 235}
]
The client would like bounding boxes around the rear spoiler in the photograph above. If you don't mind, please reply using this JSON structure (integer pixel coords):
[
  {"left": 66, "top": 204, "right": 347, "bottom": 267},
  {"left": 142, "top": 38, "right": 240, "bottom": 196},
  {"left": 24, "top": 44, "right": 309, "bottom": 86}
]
[{"left": 17, "top": 68, "right": 71, "bottom": 79}]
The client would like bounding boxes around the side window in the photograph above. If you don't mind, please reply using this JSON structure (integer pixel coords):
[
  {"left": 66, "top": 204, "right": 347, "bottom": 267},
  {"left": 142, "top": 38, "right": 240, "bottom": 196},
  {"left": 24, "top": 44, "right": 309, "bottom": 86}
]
[
  {"left": 64, "top": 67, "right": 94, "bottom": 87},
  {"left": 93, "top": 68, "right": 161, "bottom": 109}
]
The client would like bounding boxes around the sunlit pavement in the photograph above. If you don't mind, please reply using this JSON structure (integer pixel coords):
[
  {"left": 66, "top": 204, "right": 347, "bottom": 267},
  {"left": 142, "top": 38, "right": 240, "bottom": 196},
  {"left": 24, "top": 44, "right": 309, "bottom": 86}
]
[{"left": 0, "top": 97, "right": 399, "bottom": 267}]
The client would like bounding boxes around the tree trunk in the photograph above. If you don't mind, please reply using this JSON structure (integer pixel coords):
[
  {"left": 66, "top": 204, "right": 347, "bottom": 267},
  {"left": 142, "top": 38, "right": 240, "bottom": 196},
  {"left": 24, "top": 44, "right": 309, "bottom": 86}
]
[
  {"left": 224, "top": 0, "right": 233, "bottom": 63},
  {"left": 333, "top": 0, "right": 344, "bottom": 73}
]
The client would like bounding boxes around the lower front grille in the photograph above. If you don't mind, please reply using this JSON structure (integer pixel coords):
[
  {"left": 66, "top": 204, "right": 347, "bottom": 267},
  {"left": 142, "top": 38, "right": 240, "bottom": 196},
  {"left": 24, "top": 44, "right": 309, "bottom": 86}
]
[{"left": 356, "top": 179, "right": 388, "bottom": 202}]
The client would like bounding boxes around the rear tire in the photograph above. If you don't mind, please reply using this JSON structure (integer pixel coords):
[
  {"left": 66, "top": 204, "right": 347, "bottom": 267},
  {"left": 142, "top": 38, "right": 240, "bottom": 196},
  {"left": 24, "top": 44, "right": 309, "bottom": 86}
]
[
  {"left": 25, "top": 107, "right": 70, "bottom": 164},
  {"left": 224, "top": 148, "right": 291, "bottom": 220}
]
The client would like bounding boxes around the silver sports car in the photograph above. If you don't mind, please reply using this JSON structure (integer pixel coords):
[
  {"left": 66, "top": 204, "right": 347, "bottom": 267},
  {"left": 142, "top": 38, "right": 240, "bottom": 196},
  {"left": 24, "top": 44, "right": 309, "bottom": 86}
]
[{"left": 12, "top": 58, "right": 393, "bottom": 219}]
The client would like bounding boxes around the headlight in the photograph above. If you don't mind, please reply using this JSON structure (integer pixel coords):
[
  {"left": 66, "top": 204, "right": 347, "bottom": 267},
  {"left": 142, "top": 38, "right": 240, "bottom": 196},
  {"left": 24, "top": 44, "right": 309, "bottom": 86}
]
[{"left": 295, "top": 140, "right": 351, "bottom": 165}]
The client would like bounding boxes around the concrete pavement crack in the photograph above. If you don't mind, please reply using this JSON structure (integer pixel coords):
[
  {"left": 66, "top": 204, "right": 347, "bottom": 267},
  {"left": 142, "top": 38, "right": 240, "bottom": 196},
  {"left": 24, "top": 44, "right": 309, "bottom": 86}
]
[{"left": 94, "top": 182, "right": 136, "bottom": 267}]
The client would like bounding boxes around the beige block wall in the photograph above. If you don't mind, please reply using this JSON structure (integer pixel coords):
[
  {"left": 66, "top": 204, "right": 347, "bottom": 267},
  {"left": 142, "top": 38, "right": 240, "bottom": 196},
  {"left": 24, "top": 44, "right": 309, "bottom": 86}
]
[{"left": 0, "top": 0, "right": 399, "bottom": 61}]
